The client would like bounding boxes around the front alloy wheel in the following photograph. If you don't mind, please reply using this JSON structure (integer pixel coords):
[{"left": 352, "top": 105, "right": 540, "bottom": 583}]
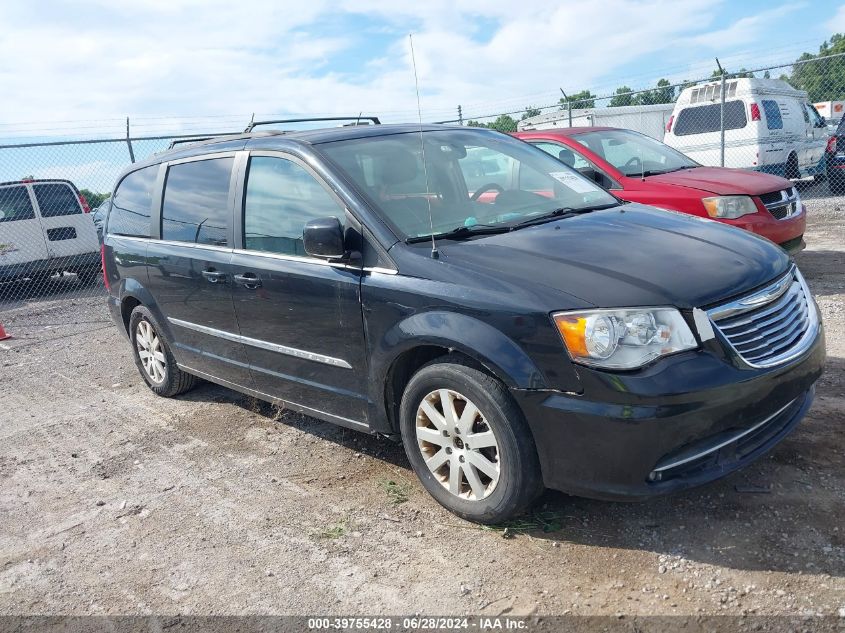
[
  {"left": 400, "top": 359, "right": 543, "bottom": 524},
  {"left": 416, "top": 389, "right": 501, "bottom": 501}
]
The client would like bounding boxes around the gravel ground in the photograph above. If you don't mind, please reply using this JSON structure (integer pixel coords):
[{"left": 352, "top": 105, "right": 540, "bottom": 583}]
[{"left": 0, "top": 186, "right": 843, "bottom": 618}]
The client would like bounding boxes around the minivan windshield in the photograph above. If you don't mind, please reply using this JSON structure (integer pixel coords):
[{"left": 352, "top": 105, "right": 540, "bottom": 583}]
[
  {"left": 574, "top": 129, "right": 698, "bottom": 177},
  {"left": 318, "top": 129, "right": 619, "bottom": 240}
]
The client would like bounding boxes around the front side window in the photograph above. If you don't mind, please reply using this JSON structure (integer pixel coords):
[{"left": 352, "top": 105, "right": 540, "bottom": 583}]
[
  {"left": 161, "top": 157, "right": 233, "bottom": 247},
  {"left": 243, "top": 156, "right": 343, "bottom": 257},
  {"left": 32, "top": 183, "right": 82, "bottom": 217},
  {"left": 575, "top": 129, "right": 698, "bottom": 177},
  {"left": 0, "top": 185, "right": 35, "bottom": 222},
  {"left": 762, "top": 100, "right": 783, "bottom": 130},
  {"left": 319, "top": 130, "right": 617, "bottom": 240},
  {"left": 109, "top": 166, "right": 158, "bottom": 237},
  {"left": 673, "top": 100, "right": 747, "bottom": 136}
]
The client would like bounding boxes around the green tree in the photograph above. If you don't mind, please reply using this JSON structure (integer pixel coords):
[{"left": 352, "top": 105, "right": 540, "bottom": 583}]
[
  {"left": 609, "top": 86, "right": 633, "bottom": 107},
  {"left": 79, "top": 189, "right": 110, "bottom": 209},
  {"left": 465, "top": 114, "right": 518, "bottom": 132},
  {"left": 631, "top": 79, "right": 675, "bottom": 106},
  {"left": 711, "top": 67, "right": 754, "bottom": 79},
  {"left": 790, "top": 33, "right": 845, "bottom": 101},
  {"left": 521, "top": 106, "right": 542, "bottom": 120},
  {"left": 560, "top": 90, "right": 596, "bottom": 109},
  {"left": 487, "top": 114, "right": 518, "bottom": 133}
]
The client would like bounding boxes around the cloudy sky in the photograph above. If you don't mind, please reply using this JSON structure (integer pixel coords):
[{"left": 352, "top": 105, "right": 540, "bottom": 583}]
[{"left": 0, "top": 0, "right": 843, "bottom": 140}]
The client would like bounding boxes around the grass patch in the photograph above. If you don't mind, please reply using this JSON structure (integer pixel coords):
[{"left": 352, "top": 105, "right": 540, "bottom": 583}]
[
  {"left": 318, "top": 518, "right": 348, "bottom": 539},
  {"left": 481, "top": 509, "right": 569, "bottom": 537},
  {"left": 379, "top": 478, "right": 412, "bottom": 504}
]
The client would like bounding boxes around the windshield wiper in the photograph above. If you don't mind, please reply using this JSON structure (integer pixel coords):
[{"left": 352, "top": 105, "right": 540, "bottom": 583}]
[
  {"left": 405, "top": 223, "right": 510, "bottom": 243},
  {"left": 510, "top": 203, "right": 619, "bottom": 229},
  {"left": 640, "top": 165, "right": 696, "bottom": 177}
]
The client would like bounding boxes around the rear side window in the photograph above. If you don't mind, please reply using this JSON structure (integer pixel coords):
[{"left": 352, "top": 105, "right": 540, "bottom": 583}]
[
  {"left": 0, "top": 185, "right": 36, "bottom": 222},
  {"left": 673, "top": 100, "right": 747, "bottom": 136},
  {"left": 109, "top": 166, "right": 158, "bottom": 237},
  {"left": 32, "top": 183, "right": 82, "bottom": 217},
  {"left": 762, "top": 100, "right": 783, "bottom": 130},
  {"left": 162, "top": 158, "right": 233, "bottom": 247},
  {"left": 243, "top": 156, "right": 343, "bottom": 257}
]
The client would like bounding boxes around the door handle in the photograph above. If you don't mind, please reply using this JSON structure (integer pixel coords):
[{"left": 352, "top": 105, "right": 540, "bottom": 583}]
[
  {"left": 233, "top": 273, "right": 262, "bottom": 289},
  {"left": 201, "top": 269, "right": 227, "bottom": 283}
]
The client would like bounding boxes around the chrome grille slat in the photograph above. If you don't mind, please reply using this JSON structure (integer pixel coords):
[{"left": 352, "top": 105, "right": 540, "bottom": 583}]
[
  {"left": 732, "top": 298, "right": 807, "bottom": 345},
  {"left": 708, "top": 267, "right": 817, "bottom": 368},
  {"left": 736, "top": 312, "right": 807, "bottom": 355},
  {"left": 727, "top": 298, "right": 804, "bottom": 341},
  {"left": 718, "top": 284, "right": 800, "bottom": 330}
]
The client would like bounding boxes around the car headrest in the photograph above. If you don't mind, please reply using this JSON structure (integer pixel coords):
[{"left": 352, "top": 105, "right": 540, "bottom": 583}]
[
  {"left": 377, "top": 148, "right": 419, "bottom": 186},
  {"left": 558, "top": 148, "right": 576, "bottom": 167}
]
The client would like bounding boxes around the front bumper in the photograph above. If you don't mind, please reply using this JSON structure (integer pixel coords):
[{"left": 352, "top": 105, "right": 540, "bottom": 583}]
[
  {"left": 512, "top": 322, "right": 825, "bottom": 500},
  {"left": 723, "top": 209, "right": 806, "bottom": 252}
]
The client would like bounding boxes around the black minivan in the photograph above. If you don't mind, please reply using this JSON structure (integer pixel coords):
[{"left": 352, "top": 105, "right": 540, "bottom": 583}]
[{"left": 103, "top": 122, "right": 824, "bottom": 523}]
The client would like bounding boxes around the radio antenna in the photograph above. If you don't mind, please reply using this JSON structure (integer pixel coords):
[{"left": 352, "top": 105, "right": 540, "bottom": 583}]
[{"left": 409, "top": 33, "right": 438, "bottom": 259}]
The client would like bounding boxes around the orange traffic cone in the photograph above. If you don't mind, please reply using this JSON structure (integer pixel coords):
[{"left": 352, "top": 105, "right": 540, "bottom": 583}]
[{"left": 0, "top": 323, "right": 10, "bottom": 341}]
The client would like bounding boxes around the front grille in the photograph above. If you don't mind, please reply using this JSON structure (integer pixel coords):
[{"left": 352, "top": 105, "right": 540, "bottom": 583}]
[
  {"left": 708, "top": 267, "right": 817, "bottom": 367},
  {"left": 759, "top": 187, "right": 799, "bottom": 220}
]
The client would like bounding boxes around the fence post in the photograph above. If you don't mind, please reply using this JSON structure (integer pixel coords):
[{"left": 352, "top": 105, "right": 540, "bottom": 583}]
[
  {"left": 719, "top": 72, "right": 726, "bottom": 168},
  {"left": 126, "top": 117, "right": 136, "bottom": 164}
]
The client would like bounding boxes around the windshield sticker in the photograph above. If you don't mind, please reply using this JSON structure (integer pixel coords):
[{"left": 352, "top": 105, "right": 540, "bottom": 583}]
[{"left": 549, "top": 171, "right": 600, "bottom": 194}]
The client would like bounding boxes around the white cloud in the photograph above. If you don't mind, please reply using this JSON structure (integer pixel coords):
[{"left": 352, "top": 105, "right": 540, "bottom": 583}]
[
  {"left": 0, "top": 0, "right": 794, "bottom": 138},
  {"left": 827, "top": 4, "right": 845, "bottom": 33}
]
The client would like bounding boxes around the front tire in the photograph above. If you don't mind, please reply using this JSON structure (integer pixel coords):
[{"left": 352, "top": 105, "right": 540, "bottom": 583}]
[
  {"left": 399, "top": 359, "right": 543, "bottom": 524},
  {"left": 128, "top": 305, "right": 197, "bottom": 397}
]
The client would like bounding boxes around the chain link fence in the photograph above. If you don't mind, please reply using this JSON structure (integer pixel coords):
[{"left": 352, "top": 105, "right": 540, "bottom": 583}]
[
  {"left": 449, "top": 54, "right": 845, "bottom": 193},
  {"left": 1, "top": 53, "right": 844, "bottom": 331},
  {"left": 0, "top": 133, "right": 240, "bottom": 318}
]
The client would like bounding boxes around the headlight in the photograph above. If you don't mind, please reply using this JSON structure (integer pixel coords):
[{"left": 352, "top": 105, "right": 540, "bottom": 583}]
[
  {"left": 552, "top": 308, "right": 698, "bottom": 370},
  {"left": 702, "top": 195, "right": 758, "bottom": 219}
]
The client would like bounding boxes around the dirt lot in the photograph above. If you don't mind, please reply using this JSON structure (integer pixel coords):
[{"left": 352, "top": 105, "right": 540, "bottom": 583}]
[{"left": 0, "top": 186, "right": 843, "bottom": 618}]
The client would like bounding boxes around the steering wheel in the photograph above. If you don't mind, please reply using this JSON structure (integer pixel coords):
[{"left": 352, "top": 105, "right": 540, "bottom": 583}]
[
  {"left": 470, "top": 183, "right": 505, "bottom": 201},
  {"left": 624, "top": 156, "right": 642, "bottom": 172}
]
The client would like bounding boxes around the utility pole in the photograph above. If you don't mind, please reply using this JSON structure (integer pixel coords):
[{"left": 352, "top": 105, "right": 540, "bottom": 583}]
[
  {"left": 458, "top": 105, "right": 463, "bottom": 126},
  {"left": 559, "top": 88, "right": 572, "bottom": 128},
  {"left": 716, "top": 58, "right": 726, "bottom": 167}
]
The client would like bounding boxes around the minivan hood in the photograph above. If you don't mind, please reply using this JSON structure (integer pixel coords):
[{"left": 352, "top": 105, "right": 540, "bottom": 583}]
[
  {"left": 435, "top": 205, "right": 790, "bottom": 309},
  {"left": 645, "top": 166, "right": 791, "bottom": 196}
]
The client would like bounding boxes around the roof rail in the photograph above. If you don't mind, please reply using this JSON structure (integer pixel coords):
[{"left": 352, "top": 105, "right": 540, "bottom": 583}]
[
  {"left": 167, "top": 137, "right": 217, "bottom": 149},
  {"left": 244, "top": 116, "right": 381, "bottom": 133}
]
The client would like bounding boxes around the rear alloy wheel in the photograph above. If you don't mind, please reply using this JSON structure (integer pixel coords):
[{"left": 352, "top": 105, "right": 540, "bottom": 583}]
[
  {"left": 136, "top": 319, "right": 167, "bottom": 384},
  {"left": 128, "top": 305, "right": 197, "bottom": 397},
  {"left": 400, "top": 360, "right": 543, "bottom": 524}
]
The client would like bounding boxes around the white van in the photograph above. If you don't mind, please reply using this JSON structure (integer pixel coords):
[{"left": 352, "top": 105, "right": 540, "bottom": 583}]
[
  {"left": 664, "top": 78, "right": 828, "bottom": 180},
  {"left": 0, "top": 179, "right": 101, "bottom": 284}
]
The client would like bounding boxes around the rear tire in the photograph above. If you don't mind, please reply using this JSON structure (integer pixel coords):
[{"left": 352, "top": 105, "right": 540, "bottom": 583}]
[
  {"left": 128, "top": 305, "right": 197, "bottom": 397},
  {"left": 785, "top": 153, "right": 800, "bottom": 180},
  {"left": 829, "top": 168, "right": 845, "bottom": 195},
  {"left": 399, "top": 358, "right": 543, "bottom": 524},
  {"left": 77, "top": 269, "right": 100, "bottom": 285}
]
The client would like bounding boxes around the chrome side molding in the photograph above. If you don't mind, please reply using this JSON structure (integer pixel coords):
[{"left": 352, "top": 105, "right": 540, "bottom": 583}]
[{"left": 168, "top": 317, "right": 353, "bottom": 369}]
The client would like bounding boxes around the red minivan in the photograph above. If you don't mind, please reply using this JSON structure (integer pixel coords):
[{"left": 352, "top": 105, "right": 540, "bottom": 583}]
[{"left": 513, "top": 127, "right": 806, "bottom": 253}]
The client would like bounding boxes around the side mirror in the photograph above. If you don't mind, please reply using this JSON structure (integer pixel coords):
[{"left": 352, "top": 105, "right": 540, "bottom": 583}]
[{"left": 303, "top": 216, "right": 346, "bottom": 259}]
